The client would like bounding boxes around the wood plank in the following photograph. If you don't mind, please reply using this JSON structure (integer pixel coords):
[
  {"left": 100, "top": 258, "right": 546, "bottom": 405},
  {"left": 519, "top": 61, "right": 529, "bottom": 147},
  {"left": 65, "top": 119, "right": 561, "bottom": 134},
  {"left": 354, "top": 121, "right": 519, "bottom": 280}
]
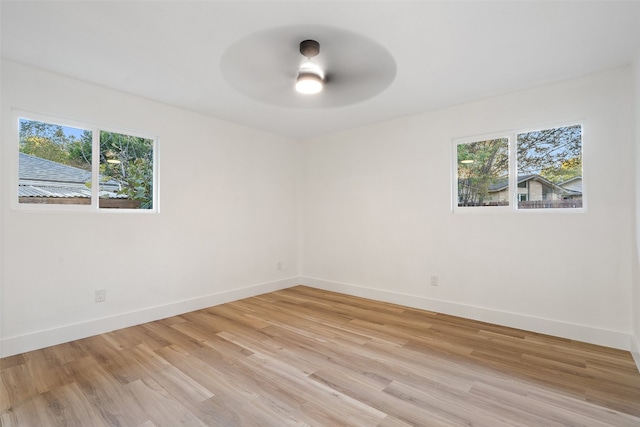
[{"left": 1, "top": 285, "right": 639, "bottom": 426}]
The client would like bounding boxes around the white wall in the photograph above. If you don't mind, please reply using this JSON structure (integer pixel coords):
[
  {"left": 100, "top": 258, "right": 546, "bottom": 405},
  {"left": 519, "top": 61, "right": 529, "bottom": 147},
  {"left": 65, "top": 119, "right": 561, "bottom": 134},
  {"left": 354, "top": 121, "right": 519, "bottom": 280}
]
[
  {"left": 301, "top": 66, "right": 636, "bottom": 350},
  {"left": 0, "top": 61, "right": 300, "bottom": 357}
]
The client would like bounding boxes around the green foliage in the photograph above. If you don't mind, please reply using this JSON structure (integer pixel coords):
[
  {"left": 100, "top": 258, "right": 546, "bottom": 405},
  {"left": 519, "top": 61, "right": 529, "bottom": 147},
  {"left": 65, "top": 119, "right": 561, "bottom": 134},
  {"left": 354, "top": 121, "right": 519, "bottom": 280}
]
[
  {"left": 541, "top": 157, "right": 582, "bottom": 184},
  {"left": 20, "top": 119, "right": 68, "bottom": 145},
  {"left": 66, "top": 130, "right": 93, "bottom": 170},
  {"left": 21, "top": 135, "right": 70, "bottom": 164},
  {"left": 99, "top": 131, "right": 154, "bottom": 209},
  {"left": 19, "top": 120, "right": 91, "bottom": 170}
]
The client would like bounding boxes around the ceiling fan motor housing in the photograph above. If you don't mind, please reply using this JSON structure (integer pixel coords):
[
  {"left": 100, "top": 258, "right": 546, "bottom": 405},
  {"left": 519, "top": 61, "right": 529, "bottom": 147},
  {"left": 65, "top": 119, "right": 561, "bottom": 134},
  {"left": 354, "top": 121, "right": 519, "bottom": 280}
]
[{"left": 300, "top": 40, "right": 320, "bottom": 58}]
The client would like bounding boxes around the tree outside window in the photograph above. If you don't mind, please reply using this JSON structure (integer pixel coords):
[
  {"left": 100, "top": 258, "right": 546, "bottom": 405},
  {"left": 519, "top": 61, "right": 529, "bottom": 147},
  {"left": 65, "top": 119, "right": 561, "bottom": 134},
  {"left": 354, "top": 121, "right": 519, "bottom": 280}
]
[{"left": 457, "top": 138, "right": 509, "bottom": 207}]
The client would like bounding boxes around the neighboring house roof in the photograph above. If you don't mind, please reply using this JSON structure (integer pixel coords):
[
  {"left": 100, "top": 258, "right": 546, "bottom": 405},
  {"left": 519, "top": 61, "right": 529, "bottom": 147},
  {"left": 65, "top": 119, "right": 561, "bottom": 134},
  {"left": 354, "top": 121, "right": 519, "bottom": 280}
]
[
  {"left": 19, "top": 183, "right": 93, "bottom": 199},
  {"left": 559, "top": 176, "right": 582, "bottom": 193},
  {"left": 487, "top": 174, "right": 582, "bottom": 196},
  {"left": 488, "top": 174, "right": 535, "bottom": 192},
  {"left": 19, "top": 152, "right": 91, "bottom": 183},
  {"left": 18, "top": 152, "right": 124, "bottom": 198}
]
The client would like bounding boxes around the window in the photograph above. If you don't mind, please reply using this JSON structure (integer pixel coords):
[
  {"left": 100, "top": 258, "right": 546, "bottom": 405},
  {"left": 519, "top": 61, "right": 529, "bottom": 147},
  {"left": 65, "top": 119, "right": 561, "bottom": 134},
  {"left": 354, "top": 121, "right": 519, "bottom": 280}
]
[
  {"left": 456, "top": 137, "right": 509, "bottom": 208},
  {"left": 516, "top": 124, "right": 582, "bottom": 209},
  {"left": 17, "top": 115, "right": 157, "bottom": 211},
  {"left": 454, "top": 123, "right": 583, "bottom": 212},
  {"left": 99, "top": 130, "right": 155, "bottom": 209},
  {"left": 19, "top": 119, "right": 93, "bottom": 206}
]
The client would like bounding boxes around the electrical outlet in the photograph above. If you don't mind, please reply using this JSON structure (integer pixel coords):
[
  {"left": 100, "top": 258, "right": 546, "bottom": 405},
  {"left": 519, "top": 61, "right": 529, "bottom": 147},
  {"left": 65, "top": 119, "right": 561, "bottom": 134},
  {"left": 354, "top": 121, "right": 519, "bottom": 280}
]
[
  {"left": 95, "top": 289, "right": 106, "bottom": 303},
  {"left": 430, "top": 276, "right": 439, "bottom": 287},
  {"left": 277, "top": 262, "right": 283, "bottom": 271}
]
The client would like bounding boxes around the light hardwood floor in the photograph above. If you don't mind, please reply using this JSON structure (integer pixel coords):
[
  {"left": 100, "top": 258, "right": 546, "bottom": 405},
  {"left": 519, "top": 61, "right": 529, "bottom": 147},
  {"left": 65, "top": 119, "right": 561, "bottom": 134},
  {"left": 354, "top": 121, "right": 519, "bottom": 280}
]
[{"left": 1, "top": 286, "right": 639, "bottom": 426}]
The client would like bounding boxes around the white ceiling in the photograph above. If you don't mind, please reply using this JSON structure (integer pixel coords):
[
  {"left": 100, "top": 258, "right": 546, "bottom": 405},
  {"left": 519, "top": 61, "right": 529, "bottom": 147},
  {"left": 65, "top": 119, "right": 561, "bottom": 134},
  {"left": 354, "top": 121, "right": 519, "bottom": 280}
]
[{"left": 2, "top": 1, "right": 640, "bottom": 140}]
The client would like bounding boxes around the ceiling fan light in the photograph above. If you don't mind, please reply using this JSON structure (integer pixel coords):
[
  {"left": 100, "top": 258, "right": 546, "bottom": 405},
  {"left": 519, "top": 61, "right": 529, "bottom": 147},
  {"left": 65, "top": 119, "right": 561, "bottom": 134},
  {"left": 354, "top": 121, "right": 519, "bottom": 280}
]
[{"left": 296, "top": 72, "right": 323, "bottom": 94}]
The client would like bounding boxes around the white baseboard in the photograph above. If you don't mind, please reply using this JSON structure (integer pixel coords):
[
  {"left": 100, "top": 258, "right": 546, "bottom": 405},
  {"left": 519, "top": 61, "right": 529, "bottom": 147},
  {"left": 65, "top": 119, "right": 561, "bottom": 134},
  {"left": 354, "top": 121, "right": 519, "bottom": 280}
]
[
  {"left": 3, "top": 276, "right": 635, "bottom": 360},
  {"left": 632, "top": 335, "right": 640, "bottom": 373},
  {"left": 0, "top": 277, "right": 299, "bottom": 358},
  {"left": 301, "top": 276, "right": 633, "bottom": 351}
]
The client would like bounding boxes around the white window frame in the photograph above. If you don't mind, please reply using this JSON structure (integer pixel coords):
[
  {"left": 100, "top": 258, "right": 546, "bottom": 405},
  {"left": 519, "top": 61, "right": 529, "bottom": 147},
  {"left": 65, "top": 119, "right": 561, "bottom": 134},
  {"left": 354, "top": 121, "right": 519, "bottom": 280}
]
[
  {"left": 452, "top": 121, "right": 585, "bottom": 214},
  {"left": 12, "top": 110, "right": 159, "bottom": 213}
]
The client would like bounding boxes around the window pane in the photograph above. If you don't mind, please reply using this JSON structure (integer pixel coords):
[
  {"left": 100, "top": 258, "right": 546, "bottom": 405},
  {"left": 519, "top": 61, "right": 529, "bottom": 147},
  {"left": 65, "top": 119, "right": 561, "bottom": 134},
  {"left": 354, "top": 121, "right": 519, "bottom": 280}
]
[
  {"left": 18, "top": 118, "right": 92, "bottom": 205},
  {"left": 99, "top": 131, "right": 154, "bottom": 209},
  {"left": 516, "top": 125, "right": 582, "bottom": 209},
  {"left": 457, "top": 138, "right": 509, "bottom": 207}
]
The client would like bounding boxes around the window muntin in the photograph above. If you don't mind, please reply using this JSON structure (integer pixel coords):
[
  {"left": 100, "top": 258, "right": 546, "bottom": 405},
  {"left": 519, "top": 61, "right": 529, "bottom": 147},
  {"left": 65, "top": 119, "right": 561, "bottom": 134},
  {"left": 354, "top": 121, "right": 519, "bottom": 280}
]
[
  {"left": 454, "top": 123, "right": 583, "bottom": 212},
  {"left": 17, "top": 115, "right": 157, "bottom": 211},
  {"left": 456, "top": 137, "right": 509, "bottom": 207}
]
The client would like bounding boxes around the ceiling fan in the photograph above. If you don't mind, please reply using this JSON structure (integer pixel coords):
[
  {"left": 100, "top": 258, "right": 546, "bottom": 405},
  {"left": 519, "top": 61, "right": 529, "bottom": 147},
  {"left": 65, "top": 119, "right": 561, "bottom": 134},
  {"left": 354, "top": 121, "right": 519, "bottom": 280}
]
[
  {"left": 295, "top": 39, "right": 324, "bottom": 95},
  {"left": 220, "top": 25, "right": 396, "bottom": 108}
]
